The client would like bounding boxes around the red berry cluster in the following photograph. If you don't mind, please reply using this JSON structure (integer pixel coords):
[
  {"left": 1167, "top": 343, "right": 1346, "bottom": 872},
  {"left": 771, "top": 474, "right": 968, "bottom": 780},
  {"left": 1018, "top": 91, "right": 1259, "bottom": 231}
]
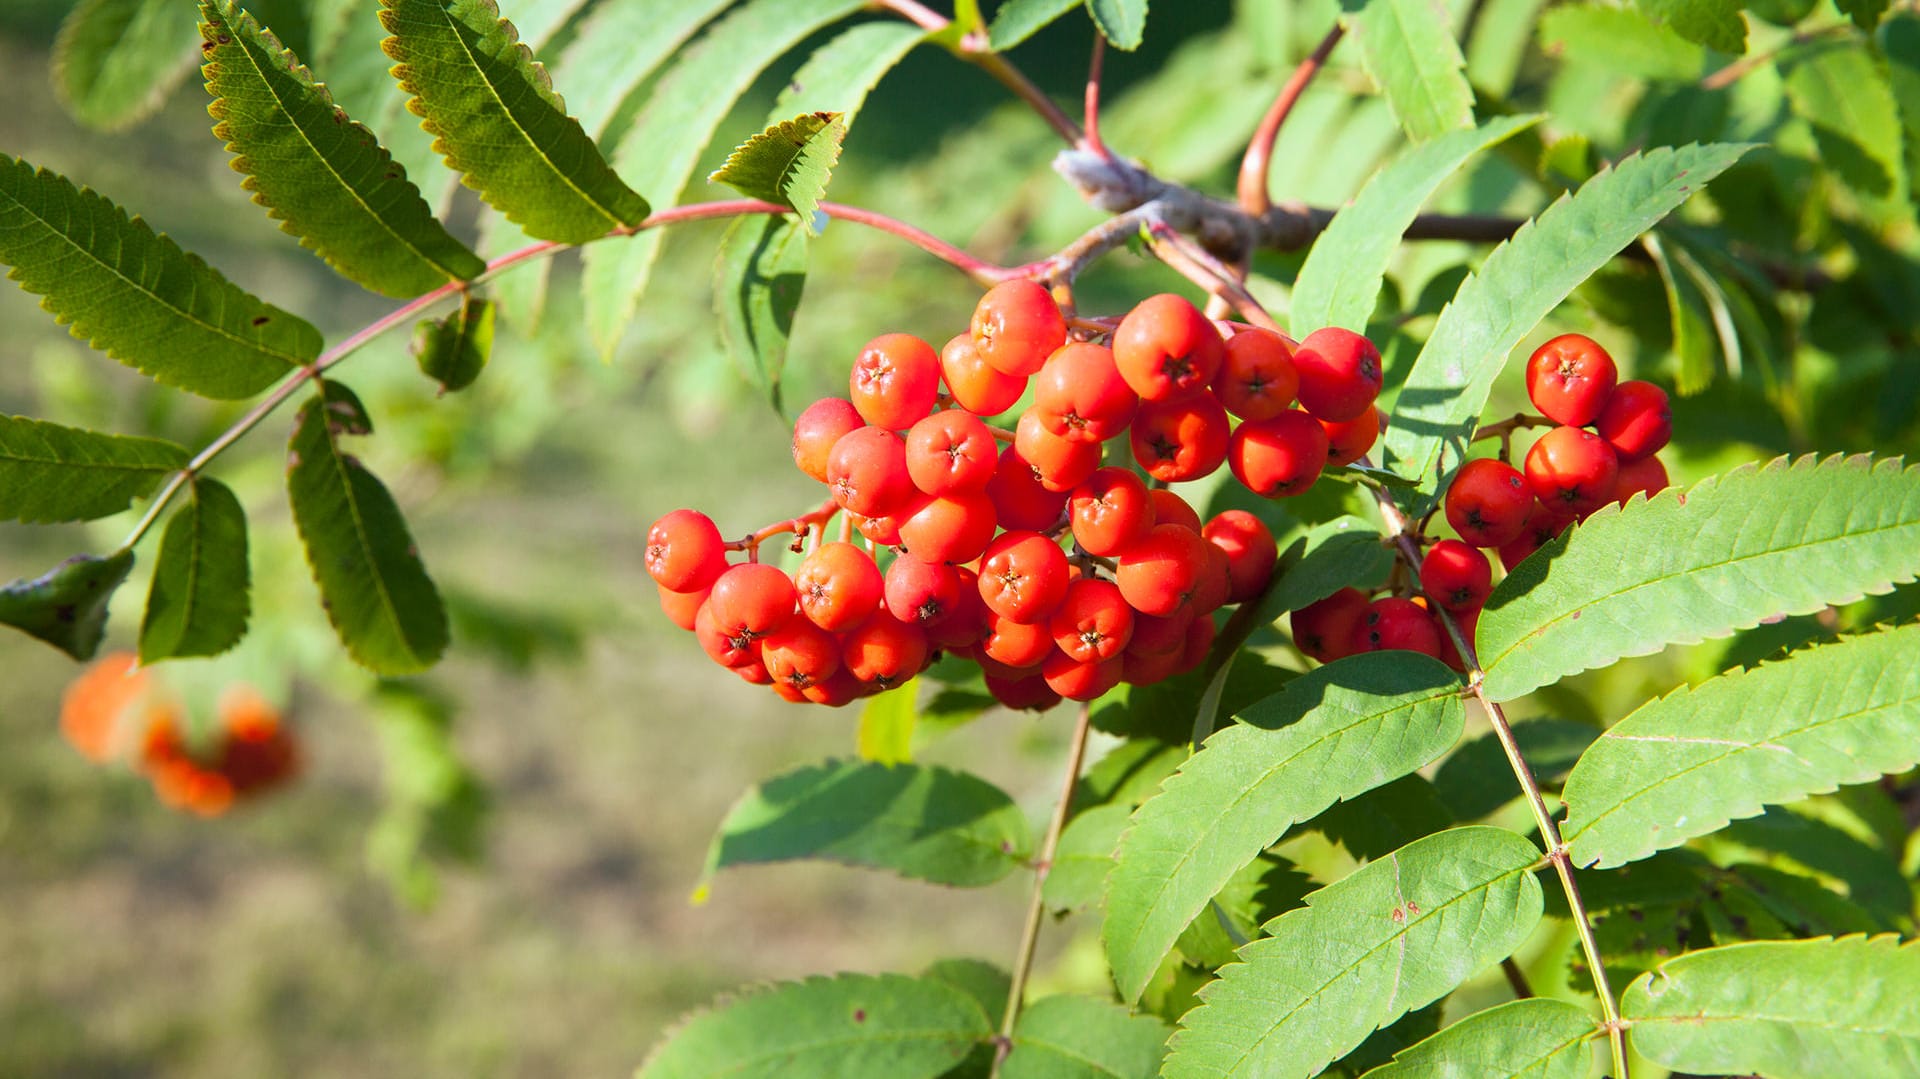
[
  {"left": 647, "top": 283, "right": 1390, "bottom": 711},
  {"left": 1292, "top": 333, "right": 1673, "bottom": 670}
]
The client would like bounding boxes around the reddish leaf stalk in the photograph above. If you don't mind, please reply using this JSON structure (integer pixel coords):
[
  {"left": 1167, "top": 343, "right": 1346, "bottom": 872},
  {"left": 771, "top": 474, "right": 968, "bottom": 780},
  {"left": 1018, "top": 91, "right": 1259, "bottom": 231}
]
[{"left": 1237, "top": 23, "right": 1345, "bottom": 216}]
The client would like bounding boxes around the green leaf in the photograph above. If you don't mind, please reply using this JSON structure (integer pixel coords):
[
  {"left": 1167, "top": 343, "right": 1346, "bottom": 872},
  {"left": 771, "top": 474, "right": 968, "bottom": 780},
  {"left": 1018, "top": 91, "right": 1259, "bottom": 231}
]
[
  {"left": 1381, "top": 142, "right": 1750, "bottom": 504},
  {"left": 287, "top": 381, "right": 449, "bottom": 675},
  {"left": 1086, "top": 0, "right": 1148, "bottom": 50},
  {"left": 989, "top": 0, "right": 1082, "bottom": 50},
  {"left": 1103, "top": 652, "right": 1467, "bottom": 1002},
  {"left": 857, "top": 679, "right": 917, "bottom": 765},
  {"left": 713, "top": 215, "right": 807, "bottom": 411},
  {"left": 922, "top": 958, "right": 1010, "bottom": 1021},
  {"left": 1163, "top": 826, "right": 1546, "bottom": 1079},
  {"left": 637, "top": 972, "right": 992, "bottom": 1079},
  {"left": 1644, "top": 231, "right": 1720, "bottom": 396},
  {"left": 709, "top": 113, "right": 847, "bottom": 227},
  {"left": 1432, "top": 718, "right": 1596, "bottom": 822},
  {"left": 0, "top": 156, "right": 318, "bottom": 399},
  {"left": 698, "top": 760, "right": 1032, "bottom": 892},
  {"left": 53, "top": 0, "right": 200, "bottom": 131},
  {"left": 379, "top": 0, "right": 649, "bottom": 243},
  {"left": 1341, "top": 0, "right": 1475, "bottom": 143},
  {"left": 0, "top": 415, "right": 186, "bottom": 523},
  {"left": 1003, "top": 995, "right": 1171, "bottom": 1079},
  {"left": 1464, "top": 0, "right": 1544, "bottom": 97},
  {"left": 582, "top": 0, "right": 866, "bottom": 355},
  {"left": 553, "top": 0, "right": 734, "bottom": 139},
  {"left": 200, "top": 1, "right": 485, "bottom": 297},
  {"left": 0, "top": 550, "right": 135, "bottom": 660},
  {"left": 1312, "top": 774, "right": 1453, "bottom": 862},
  {"left": 1561, "top": 624, "right": 1920, "bottom": 869},
  {"left": 776, "top": 21, "right": 928, "bottom": 124},
  {"left": 496, "top": 0, "right": 592, "bottom": 52},
  {"left": 1359, "top": 998, "right": 1598, "bottom": 1079},
  {"left": 1622, "top": 935, "right": 1920, "bottom": 1077},
  {"left": 1478, "top": 455, "right": 1920, "bottom": 700},
  {"left": 1043, "top": 803, "right": 1132, "bottom": 912},
  {"left": 1240, "top": 517, "right": 1393, "bottom": 654},
  {"left": 1538, "top": 6, "right": 1705, "bottom": 83},
  {"left": 412, "top": 293, "right": 493, "bottom": 393},
  {"left": 1840, "top": 0, "right": 1891, "bottom": 31},
  {"left": 138, "top": 477, "right": 249, "bottom": 662},
  {"left": 1785, "top": 42, "right": 1907, "bottom": 204},
  {"left": 1636, "top": 0, "right": 1745, "bottom": 53},
  {"left": 1292, "top": 115, "right": 1541, "bottom": 334}
]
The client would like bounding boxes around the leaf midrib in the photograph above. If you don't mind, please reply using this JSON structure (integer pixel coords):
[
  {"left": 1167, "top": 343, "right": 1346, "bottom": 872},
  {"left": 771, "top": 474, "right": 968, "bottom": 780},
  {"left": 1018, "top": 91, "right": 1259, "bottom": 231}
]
[{"left": 314, "top": 408, "right": 423, "bottom": 666}]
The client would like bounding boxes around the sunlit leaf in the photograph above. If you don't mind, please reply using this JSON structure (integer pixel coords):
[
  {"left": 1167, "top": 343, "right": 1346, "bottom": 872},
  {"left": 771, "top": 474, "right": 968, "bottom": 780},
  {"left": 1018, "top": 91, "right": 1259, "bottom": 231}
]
[
  {"left": 1359, "top": 998, "right": 1597, "bottom": 1079},
  {"left": 1087, "top": 0, "right": 1148, "bottom": 50},
  {"left": 1003, "top": 995, "right": 1170, "bottom": 1079},
  {"left": 709, "top": 113, "right": 846, "bottom": 226},
  {"left": 1341, "top": 0, "right": 1475, "bottom": 142}
]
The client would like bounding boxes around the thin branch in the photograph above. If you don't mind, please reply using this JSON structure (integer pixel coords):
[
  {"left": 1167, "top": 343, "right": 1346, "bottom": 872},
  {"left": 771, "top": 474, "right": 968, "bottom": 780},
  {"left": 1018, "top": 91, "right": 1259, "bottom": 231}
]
[
  {"left": 1366, "top": 479, "right": 1630, "bottom": 1079},
  {"left": 875, "top": 0, "right": 1084, "bottom": 145},
  {"left": 1501, "top": 956, "right": 1535, "bottom": 1000},
  {"left": 1238, "top": 23, "right": 1345, "bottom": 216},
  {"left": 723, "top": 498, "right": 841, "bottom": 558},
  {"left": 992, "top": 699, "right": 1096, "bottom": 1075},
  {"left": 1144, "top": 222, "right": 1284, "bottom": 334},
  {"left": 1700, "top": 23, "right": 1848, "bottom": 91},
  {"left": 1084, "top": 35, "right": 1112, "bottom": 161}
]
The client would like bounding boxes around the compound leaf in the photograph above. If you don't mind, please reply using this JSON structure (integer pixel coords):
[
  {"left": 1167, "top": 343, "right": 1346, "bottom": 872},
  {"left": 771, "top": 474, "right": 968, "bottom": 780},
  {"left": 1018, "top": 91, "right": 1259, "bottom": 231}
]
[
  {"left": 1292, "top": 114, "right": 1541, "bottom": 334},
  {"left": 139, "top": 476, "right": 250, "bottom": 662},
  {"left": 989, "top": 0, "right": 1081, "bottom": 50},
  {"left": 0, "top": 550, "right": 135, "bottom": 660},
  {"left": 412, "top": 293, "right": 493, "bottom": 393},
  {"left": 379, "top": 0, "right": 648, "bottom": 244},
  {"left": 1622, "top": 935, "right": 1920, "bottom": 1078},
  {"left": 713, "top": 215, "right": 808, "bottom": 412},
  {"left": 1562, "top": 623, "right": 1920, "bottom": 869},
  {"left": 637, "top": 972, "right": 991, "bottom": 1079},
  {"left": 1003, "top": 995, "right": 1171, "bottom": 1079},
  {"left": 1360, "top": 998, "right": 1598, "bottom": 1079},
  {"left": 698, "top": 760, "right": 1032, "bottom": 892},
  {"left": 0, "top": 156, "right": 317, "bottom": 399},
  {"left": 1478, "top": 455, "right": 1920, "bottom": 700},
  {"left": 201, "top": 0, "right": 485, "bottom": 297},
  {"left": 1342, "top": 0, "right": 1475, "bottom": 143},
  {"left": 1381, "top": 142, "right": 1749, "bottom": 508},
  {"left": 1163, "top": 826, "right": 1545, "bottom": 1079},
  {"left": 287, "top": 381, "right": 448, "bottom": 675},
  {"left": 554, "top": 0, "right": 733, "bottom": 140},
  {"left": 1087, "top": 0, "right": 1148, "bottom": 50},
  {"left": 709, "top": 113, "right": 846, "bottom": 227},
  {"left": 53, "top": 0, "right": 201, "bottom": 131},
  {"left": 0, "top": 415, "right": 186, "bottom": 523},
  {"left": 775, "top": 21, "right": 927, "bottom": 125},
  {"left": 1104, "top": 652, "right": 1466, "bottom": 1002},
  {"left": 583, "top": 0, "right": 866, "bottom": 355},
  {"left": 1785, "top": 42, "right": 1907, "bottom": 206}
]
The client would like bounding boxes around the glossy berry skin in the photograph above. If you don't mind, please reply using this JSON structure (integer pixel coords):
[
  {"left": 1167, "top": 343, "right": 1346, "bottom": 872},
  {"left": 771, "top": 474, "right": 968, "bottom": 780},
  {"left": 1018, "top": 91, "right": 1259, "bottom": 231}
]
[
  {"left": 1290, "top": 586, "right": 1368, "bottom": 663},
  {"left": 657, "top": 582, "right": 709, "bottom": 632},
  {"left": 1615, "top": 454, "right": 1670, "bottom": 505},
  {"left": 1034, "top": 342, "right": 1138, "bottom": 443},
  {"left": 794, "top": 542, "right": 883, "bottom": 631},
  {"left": 1113, "top": 294, "right": 1226, "bottom": 401},
  {"left": 986, "top": 444, "right": 1069, "bottom": 532},
  {"left": 1115, "top": 523, "right": 1208, "bottom": 617},
  {"left": 1214, "top": 327, "right": 1298, "bottom": 420},
  {"left": 827, "top": 426, "right": 916, "bottom": 518},
  {"left": 841, "top": 614, "right": 929, "bottom": 687},
  {"left": 850, "top": 509, "right": 904, "bottom": 546},
  {"left": 978, "top": 530, "right": 1071, "bottom": 624},
  {"left": 1525, "top": 425, "right": 1619, "bottom": 516},
  {"left": 939, "top": 332, "right": 1027, "bottom": 416},
  {"left": 802, "top": 668, "right": 870, "bottom": 707},
  {"left": 1041, "top": 650, "right": 1125, "bottom": 702},
  {"left": 971, "top": 279, "right": 1067, "bottom": 377},
  {"left": 645, "top": 508, "right": 729, "bottom": 593},
  {"left": 1595, "top": 380, "right": 1672, "bottom": 462},
  {"left": 1350, "top": 597, "right": 1443, "bottom": 658},
  {"left": 1525, "top": 334, "right": 1619, "bottom": 426},
  {"left": 1228, "top": 410, "right": 1329, "bottom": 498},
  {"left": 884, "top": 554, "right": 963, "bottom": 627},
  {"left": 1202, "top": 510, "right": 1277, "bottom": 604},
  {"left": 905, "top": 410, "right": 998, "bottom": 495},
  {"left": 1419, "top": 540, "right": 1492, "bottom": 613},
  {"left": 850, "top": 333, "right": 940, "bottom": 430},
  {"left": 1444, "top": 458, "right": 1533, "bottom": 548},
  {"left": 707, "top": 562, "right": 795, "bottom": 638},
  {"left": 1070, "top": 467, "right": 1154, "bottom": 556},
  {"left": 695, "top": 600, "right": 761, "bottom": 669},
  {"left": 1130, "top": 392, "right": 1231, "bottom": 483},
  {"left": 1319, "top": 406, "right": 1383, "bottom": 468},
  {"left": 791, "top": 397, "right": 865, "bottom": 484},
  {"left": 1292, "top": 327, "right": 1383, "bottom": 423},
  {"left": 1015, "top": 409, "right": 1101, "bottom": 492},
  {"left": 1190, "top": 542, "right": 1232, "bottom": 616},
  {"left": 982, "top": 614, "right": 1055, "bottom": 669},
  {"left": 760, "top": 619, "right": 842, "bottom": 690},
  {"left": 898, "top": 491, "right": 997, "bottom": 564},
  {"left": 1049, "top": 579, "right": 1135, "bottom": 662},
  {"left": 1148, "top": 489, "right": 1202, "bottom": 533}
]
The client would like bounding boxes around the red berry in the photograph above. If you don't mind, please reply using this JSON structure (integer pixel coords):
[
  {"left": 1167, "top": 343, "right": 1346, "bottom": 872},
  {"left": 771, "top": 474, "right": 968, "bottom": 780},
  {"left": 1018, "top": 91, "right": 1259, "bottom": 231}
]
[
  {"left": 802, "top": 668, "right": 870, "bottom": 707},
  {"left": 1148, "top": 489, "right": 1202, "bottom": 534},
  {"left": 971, "top": 279, "right": 1067, "bottom": 377},
  {"left": 1525, "top": 425, "right": 1619, "bottom": 516},
  {"left": 1319, "top": 406, "right": 1383, "bottom": 468},
  {"left": 841, "top": 614, "right": 929, "bottom": 688},
  {"left": 939, "top": 332, "right": 1027, "bottom": 416},
  {"left": 646, "top": 508, "right": 729, "bottom": 592},
  {"left": 1069, "top": 467, "right": 1155, "bottom": 556},
  {"left": 760, "top": 619, "right": 842, "bottom": 690},
  {"left": 924, "top": 565, "right": 991, "bottom": 650},
  {"left": 1115, "top": 523, "right": 1208, "bottom": 617},
  {"left": 1015, "top": 409, "right": 1101, "bottom": 492},
  {"left": 1437, "top": 608, "right": 1477, "bottom": 673},
  {"left": 706, "top": 562, "right": 795, "bottom": 638},
  {"left": 850, "top": 509, "right": 905, "bottom": 547},
  {"left": 1121, "top": 644, "right": 1184, "bottom": 686},
  {"left": 1615, "top": 454, "right": 1670, "bottom": 505},
  {"left": 794, "top": 542, "right": 884, "bottom": 631},
  {"left": 905, "top": 410, "right": 999, "bottom": 495},
  {"left": 1042, "top": 650, "right": 1125, "bottom": 701},
  {"left": 884, "top": 554, "right": 963, "bottom": 627},
  {"left": 984, "top": 669, "right": 1062, "bottom": 712},
  {"left": 1291, "top": 587, "right": 1368, "bottom": 664},
  {"left": 827, "top": 425, "right": 916, "bottom": 518},
  {"left": 850, "top": 333, "right": 940, "bottom": 429},
  {"left": 978, "top": 530, "right": 1071, "bottom": 624},
  {"left": 1595, "top": 380, "right": 1671, "bottom": 462},
  {"left": 1189, "top": 541, "right": 1232, "bottom": 616},
  {"left": 1049, "top": 578, "right": 1135, "bottom": 662},
  {"left": 1293, "top": 327, "right": 1383, "bottom": 422},
  {"left": 1113, "top": 294, "right": 1226, "bottom": 401},
  {"left": 1176, "top": 610, "right": 1217, "bottom": 674},
  {"left": 986, "top": 444, "right": 1068, "bottom": 532},
  {"left": 1034, "top": 342, "right": 1138, "bottom": 443},
  {"left": 657, "top": 581, "right": 709, "bottom": 632},
  {"left": 1214, "top": 327, "right": 1298, "bottom": 420},
  {"left": 1444, "top": 458, "right": 1533, "bottom": 548},
  {"left": 1130, "top": 392, "right": 1231, "bottom": 483},
  {"left": 1350, "top": 597, "right": 1443, "bottom": 658},
  {"left": 1126, "top": 609, "right": 1193, "bottom": 657},
  {"left": 1202, "top": 510, "right": 1277, "bottom": 604},
  {"left": 1525, "top": 333, "right": 1619, "bottom": 426},
  {"left": 1496, "top": 497, "right": 1576, "bottom": 571},
  {"left": 695, "top": 599, "right": 762, "bottom": 669},
  {"left": 982, "top": 613, "right": 1055, "bottom": 669},
  {"left": 792, "top": 397, "right": 864, "bottom": 484},
  {"left": 898, "top": 491, "right": 997, "bottom": 564},
  {"left": 1228, "top": 410, "right": 1329, "bottom": 498},
  {"left": 1419, "top": 540, "right": 1492, "bottom": 613}
]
